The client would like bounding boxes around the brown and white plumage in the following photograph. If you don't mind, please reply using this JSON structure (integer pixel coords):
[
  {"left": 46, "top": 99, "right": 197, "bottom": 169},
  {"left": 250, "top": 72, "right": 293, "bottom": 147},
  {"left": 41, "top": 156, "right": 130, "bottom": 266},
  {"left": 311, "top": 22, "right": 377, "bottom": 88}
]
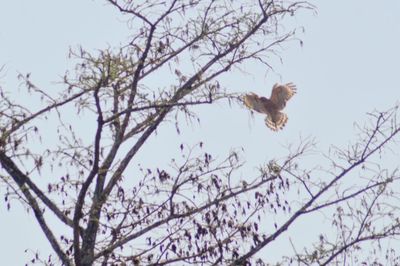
[{"left": 243, "top": 83, "right": 297, "bottom": 131}]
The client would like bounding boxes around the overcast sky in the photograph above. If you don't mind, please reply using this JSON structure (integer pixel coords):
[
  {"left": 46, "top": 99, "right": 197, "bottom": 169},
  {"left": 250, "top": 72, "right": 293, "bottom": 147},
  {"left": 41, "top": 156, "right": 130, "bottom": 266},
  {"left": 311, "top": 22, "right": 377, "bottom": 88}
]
[{"left": 1, "top": 1, "right": 400, "bottom": 265}]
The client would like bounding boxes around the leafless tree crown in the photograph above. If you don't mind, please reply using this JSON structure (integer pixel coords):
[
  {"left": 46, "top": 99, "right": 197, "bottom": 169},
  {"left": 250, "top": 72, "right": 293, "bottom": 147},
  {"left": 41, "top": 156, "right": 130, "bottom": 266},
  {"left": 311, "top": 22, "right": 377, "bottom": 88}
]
[{"left": 1, "top": 1, "right": 400, "bottom": 266}]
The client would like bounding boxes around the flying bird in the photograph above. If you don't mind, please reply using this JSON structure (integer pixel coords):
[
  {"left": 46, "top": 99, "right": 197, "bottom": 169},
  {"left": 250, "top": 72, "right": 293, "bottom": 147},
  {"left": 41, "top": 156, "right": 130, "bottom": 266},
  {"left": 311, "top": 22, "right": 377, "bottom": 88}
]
[{"left": 243, "top": 83, "right": 297, "bottom": 131}]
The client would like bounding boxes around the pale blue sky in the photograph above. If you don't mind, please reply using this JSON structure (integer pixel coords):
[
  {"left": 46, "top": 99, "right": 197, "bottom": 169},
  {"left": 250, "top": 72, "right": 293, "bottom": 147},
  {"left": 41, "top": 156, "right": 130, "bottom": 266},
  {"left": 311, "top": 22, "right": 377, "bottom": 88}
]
[{"left": 1, "top": 0, "right": 400, "bottom": 265}]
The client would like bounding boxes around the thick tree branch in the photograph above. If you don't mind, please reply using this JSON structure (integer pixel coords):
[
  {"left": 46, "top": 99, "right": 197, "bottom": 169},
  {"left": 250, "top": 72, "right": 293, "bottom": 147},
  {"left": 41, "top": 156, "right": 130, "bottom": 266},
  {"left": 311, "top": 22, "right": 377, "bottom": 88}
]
[
  {"left": 232, "top": 121, "right": 400, "bottom": 264},
  {"left": 0, "top": 152, "right": 75, "bottom": 228},
  {"left": 0, "top": 152, "right": 72, "bottom": 265}
]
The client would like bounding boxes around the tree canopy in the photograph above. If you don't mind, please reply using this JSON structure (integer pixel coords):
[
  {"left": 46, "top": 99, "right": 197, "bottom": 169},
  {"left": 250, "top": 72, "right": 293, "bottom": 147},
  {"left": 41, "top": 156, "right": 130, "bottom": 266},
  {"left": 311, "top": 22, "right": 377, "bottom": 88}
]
[{"left": 1, "top": 1, "right": 400, "bottom": 265}]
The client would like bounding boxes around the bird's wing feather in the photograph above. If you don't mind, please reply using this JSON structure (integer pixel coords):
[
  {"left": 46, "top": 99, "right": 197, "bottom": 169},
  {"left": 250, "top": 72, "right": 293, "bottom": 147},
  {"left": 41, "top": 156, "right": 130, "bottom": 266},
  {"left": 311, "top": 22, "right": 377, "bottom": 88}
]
[
  {"left": 269, "top": 83, "right": 297, "bottom": 110},
  {"left": 243, "top": 93, "right": 269, "bottom": 114}
]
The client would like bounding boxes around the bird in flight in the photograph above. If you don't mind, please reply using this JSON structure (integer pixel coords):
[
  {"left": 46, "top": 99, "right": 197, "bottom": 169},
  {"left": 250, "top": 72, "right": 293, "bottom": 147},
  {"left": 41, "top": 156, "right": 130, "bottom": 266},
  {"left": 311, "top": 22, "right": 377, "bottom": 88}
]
[{"left": 243, "top": 83, "right": 297, "bottom": 131}]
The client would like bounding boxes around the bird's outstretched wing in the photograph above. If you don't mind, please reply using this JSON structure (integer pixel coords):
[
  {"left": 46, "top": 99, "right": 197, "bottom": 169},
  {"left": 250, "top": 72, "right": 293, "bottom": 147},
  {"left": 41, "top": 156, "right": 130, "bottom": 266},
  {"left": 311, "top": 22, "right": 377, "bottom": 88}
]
[
  {"left": 269, "top": 83, "right": 297, "bottom": 110},
  {"left": 243, "top": 93, "right": 269, "bottom": 114}
]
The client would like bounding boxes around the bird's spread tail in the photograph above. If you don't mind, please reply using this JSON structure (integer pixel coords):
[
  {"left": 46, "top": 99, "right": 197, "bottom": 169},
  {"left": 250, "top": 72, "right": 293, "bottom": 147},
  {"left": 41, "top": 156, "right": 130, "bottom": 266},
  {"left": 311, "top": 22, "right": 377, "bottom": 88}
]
[{"left": 264, "top": 113, "right": 288, "bottom": 131}]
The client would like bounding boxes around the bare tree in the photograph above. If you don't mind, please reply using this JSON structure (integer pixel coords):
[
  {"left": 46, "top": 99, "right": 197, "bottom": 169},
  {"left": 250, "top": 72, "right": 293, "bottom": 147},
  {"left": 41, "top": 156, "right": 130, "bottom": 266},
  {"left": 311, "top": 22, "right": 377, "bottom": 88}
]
[{"left": 1, "top": 1, "right": 400, "bottom": 265}]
